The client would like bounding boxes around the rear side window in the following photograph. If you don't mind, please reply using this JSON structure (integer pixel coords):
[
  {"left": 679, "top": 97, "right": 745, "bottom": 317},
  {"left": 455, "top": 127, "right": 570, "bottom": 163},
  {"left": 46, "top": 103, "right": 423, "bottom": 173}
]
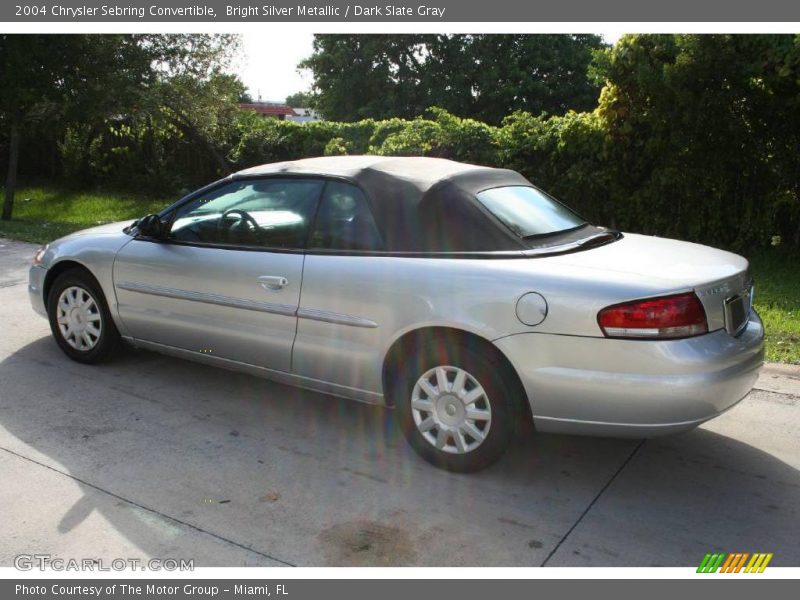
[
  {"left": 476, "top": 186, "right": 585, "bottom": 238},
  {"left": 308, "top": 182, "right": 383, "bottom": 251}
]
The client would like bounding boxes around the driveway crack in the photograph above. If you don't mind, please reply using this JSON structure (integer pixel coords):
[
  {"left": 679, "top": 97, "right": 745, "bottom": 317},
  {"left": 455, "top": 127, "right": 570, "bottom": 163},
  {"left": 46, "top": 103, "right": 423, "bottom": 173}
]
[{"left": 540, "top": 439, "right": 646, "bottom": 566}]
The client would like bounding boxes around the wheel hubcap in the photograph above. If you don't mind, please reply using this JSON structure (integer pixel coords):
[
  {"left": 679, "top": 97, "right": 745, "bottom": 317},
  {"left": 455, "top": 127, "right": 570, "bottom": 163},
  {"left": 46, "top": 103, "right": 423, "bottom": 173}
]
[
  {"left": 411, "top": 365, "right": 492, "bottom": 455},
  {"left": 56, "top": 286, "right": 102, "bottom": 351}
]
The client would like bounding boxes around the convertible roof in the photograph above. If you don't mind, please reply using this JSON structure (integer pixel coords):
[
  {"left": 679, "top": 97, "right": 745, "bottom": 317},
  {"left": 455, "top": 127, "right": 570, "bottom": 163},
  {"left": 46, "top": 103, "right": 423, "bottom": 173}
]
[
  {"left": 234, "top": 156, "right": 532, "bottom": 252},
  {"left": 235, "top": 156, "right": 527, "bottom": 193}
]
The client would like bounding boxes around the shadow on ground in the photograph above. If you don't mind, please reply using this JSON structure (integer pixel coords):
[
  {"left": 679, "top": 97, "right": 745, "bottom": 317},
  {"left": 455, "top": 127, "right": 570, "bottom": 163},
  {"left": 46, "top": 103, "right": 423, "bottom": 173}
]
[{"left": 1, "top": 336, "right": 798, "bottom": 566}]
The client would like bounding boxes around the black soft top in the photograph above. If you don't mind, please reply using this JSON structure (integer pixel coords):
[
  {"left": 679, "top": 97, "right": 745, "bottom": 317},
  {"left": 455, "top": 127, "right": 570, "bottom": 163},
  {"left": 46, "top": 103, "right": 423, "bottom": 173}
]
[{"left": 235, "top": 156, "right": 532, "bottom": 252}]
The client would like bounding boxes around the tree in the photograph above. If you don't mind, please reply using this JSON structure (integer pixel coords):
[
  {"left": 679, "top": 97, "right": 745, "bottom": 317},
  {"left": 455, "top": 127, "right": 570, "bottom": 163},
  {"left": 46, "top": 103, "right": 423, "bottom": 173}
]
[
  {"left": 299, "top": 34, "right": 430, "bottom": 121},
  {"left": 0, "top": 35, "right": 153, "bottom": 220},
  {"left": 298, "top": 34, "right": 605, "bottom": 123},
  {"left": 285, "top": 91, "right": 314, "bottom": 108},
  {"left": 0, "top": 34, "right": 241, "bottom": 219},
  {"left": 146, "top": 72, "right": 245, "bottom": 175},
  {"left": 594, "top": 34, "right": 800, "bottom": 247},
  {"left": 426, "top": 35, "right": 606, "bottom": 123}
]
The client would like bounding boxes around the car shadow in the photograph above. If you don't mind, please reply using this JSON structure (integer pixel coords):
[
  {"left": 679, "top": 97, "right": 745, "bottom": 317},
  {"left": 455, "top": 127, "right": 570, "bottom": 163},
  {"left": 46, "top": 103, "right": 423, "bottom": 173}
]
[{"left": 0, "top": 336, "right": 798, "bottom": 566}]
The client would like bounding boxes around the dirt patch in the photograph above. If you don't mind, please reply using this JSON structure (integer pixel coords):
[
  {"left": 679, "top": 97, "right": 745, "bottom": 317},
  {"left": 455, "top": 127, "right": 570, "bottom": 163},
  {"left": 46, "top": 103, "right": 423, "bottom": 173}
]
[{"left": 317, "top": 520, "right": 416, "bottom": 566}]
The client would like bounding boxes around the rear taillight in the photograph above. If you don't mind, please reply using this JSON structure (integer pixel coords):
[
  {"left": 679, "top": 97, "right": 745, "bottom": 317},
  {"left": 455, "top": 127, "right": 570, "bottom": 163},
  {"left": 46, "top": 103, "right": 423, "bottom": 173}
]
[{"left": 598, "top": 292, "right": 708, "bottom": 340}]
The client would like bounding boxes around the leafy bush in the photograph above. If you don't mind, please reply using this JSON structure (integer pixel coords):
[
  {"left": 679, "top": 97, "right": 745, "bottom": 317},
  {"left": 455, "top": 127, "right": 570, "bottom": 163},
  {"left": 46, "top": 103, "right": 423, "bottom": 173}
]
[
  {"left": 593, "top": 34, "right": 800, "bottom": 250},
  {"left": 497, "top": 110, "right": 612, "bottom": 224}
]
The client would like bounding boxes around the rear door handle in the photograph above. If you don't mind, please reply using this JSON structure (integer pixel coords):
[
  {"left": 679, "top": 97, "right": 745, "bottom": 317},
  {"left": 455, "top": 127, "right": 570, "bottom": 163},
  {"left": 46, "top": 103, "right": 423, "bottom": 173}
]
[{"left": 258, "top": 276, "right": 289, "bottom": 291}]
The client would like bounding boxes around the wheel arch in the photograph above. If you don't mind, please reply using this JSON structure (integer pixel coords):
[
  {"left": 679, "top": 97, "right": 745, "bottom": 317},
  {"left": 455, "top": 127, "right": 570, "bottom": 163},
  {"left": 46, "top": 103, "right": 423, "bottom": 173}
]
[
  {"left": 381, "top": 326, "right": 531, "bottom": 420},
  {"left": 42, "top": 259, "right": 95, "bottom": 306}
]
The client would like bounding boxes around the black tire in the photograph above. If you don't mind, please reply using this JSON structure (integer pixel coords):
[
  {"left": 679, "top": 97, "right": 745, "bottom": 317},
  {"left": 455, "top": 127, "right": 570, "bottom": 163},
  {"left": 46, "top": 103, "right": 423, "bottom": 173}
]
[
  {"left": 47, "top": 268, "right": 120, "bottom": 364},
  {"left": 393, "top": 339, "right": 521, "bottom": 472}
]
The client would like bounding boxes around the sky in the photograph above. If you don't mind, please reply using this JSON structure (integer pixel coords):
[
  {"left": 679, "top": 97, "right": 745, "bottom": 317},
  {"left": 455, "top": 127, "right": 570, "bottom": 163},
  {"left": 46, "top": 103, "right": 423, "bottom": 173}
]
[
  {"left": 237, "top": 33, "right": 623, "bottom": 104},
  {"left": 239, "top": 32, "right": 316, "bottom": 103}
]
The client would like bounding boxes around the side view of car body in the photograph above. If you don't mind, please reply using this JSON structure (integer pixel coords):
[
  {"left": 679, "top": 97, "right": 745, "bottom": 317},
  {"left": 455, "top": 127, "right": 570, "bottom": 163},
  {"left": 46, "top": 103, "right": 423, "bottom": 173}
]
[{"left": 28, "top": 156, "right": 764, "bottom": 471}]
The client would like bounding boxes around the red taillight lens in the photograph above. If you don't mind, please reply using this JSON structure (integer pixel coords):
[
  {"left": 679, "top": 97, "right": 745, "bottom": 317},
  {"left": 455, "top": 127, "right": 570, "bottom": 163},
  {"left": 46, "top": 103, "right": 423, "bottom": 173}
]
[{"left": 598, "top": 292, "right": 708, "bottom": 340}]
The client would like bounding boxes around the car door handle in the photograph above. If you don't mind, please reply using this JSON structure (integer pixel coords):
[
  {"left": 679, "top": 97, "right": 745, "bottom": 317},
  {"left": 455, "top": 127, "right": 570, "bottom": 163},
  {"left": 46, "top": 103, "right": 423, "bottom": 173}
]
[{"left": 258, "top": 276, "right": 289, "bottom": 291}]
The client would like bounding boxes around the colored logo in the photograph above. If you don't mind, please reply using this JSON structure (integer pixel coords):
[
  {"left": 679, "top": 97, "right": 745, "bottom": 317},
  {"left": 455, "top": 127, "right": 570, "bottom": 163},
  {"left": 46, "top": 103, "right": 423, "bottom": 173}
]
[{"left": 697, "top": 552, "right": 773, "bottom": 573}]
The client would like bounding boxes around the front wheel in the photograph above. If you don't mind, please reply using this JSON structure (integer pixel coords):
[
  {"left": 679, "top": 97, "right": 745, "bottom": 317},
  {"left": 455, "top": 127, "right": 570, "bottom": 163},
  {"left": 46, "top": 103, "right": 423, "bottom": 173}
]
[
  {"left": 47, "top": 268, "right": 120, "bottom": 364},
  {"left": 394, "top": 341, "right": 519, "bottom": 472}
]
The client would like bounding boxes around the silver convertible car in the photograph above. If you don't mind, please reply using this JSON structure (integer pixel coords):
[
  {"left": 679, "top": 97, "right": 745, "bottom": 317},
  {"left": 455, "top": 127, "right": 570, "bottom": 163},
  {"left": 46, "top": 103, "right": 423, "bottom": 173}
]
[{"left": 28, "top": 156, "right": 764, "bottom": 471}]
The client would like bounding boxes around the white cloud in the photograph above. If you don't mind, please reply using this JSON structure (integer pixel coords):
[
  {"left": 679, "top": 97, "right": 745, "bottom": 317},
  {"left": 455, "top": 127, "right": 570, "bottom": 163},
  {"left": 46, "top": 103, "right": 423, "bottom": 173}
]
[{"left": 238, "top": 32, "right": 315, "bottom": 103}]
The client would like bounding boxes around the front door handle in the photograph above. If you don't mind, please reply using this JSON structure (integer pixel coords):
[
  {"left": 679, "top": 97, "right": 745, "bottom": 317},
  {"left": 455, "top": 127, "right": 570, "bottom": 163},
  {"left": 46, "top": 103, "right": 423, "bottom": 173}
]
[{"left": 258, "top": 276, "right": 289, "bottom": 291}]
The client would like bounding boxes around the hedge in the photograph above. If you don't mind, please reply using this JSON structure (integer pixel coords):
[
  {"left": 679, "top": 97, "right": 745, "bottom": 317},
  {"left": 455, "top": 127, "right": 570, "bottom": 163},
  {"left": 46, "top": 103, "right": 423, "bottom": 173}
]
[
  {"left": 55, "top": 101, "right": 798, "bottom": 255},
  {"left": 221, "top": 107, "right": 795, "bottom": 253}
]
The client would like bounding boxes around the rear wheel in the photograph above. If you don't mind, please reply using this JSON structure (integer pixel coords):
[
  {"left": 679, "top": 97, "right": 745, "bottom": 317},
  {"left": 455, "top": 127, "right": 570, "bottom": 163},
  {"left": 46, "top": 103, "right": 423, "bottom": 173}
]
[
  {"left": 394, "top": 340, "right": 519, "bottom": 472},
  {"left": 47, "top": 269, "right": 120, "bottom": 363}
]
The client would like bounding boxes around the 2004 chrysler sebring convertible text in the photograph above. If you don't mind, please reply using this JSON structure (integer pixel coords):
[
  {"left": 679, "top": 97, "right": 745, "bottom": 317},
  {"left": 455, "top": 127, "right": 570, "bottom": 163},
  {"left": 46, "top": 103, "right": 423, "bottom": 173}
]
[{"left": 28, "top": 157, "right": 764, "bottom": 471}]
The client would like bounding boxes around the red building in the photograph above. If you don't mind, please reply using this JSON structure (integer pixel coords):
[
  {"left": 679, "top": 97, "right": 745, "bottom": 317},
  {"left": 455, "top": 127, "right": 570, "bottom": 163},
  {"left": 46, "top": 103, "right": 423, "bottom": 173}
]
[{"left": 239, "top": 102, "right": 298, "bottom": 121}]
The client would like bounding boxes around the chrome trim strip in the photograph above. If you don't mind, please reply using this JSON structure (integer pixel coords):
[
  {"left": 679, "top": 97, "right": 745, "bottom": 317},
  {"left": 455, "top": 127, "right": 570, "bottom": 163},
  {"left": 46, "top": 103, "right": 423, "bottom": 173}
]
[
  {"left": 116, "top": 281, "right": 296, "bottom": 317},
  {"left": 297, "top": 307, "right": 378, "bottom": 329}
]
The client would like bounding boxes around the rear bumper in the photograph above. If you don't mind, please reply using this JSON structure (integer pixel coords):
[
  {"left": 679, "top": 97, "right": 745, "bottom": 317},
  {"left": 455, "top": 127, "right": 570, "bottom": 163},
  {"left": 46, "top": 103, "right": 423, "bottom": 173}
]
[
  {"left": 494, "top": 310, "right": 764, "bottom": 437},
  {"left": 28, "top": 265, "right": 48, "bottom": 319}
]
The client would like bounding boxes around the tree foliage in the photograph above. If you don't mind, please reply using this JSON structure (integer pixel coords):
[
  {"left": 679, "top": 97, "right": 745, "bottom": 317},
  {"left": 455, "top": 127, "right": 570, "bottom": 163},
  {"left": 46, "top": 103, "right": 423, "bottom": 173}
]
[
  {"left": 285, "top": 91, "right": 314, "bottom": 108},
  {"left": 594, "top": 34, "right": 800, "bottom": 248},
  {"left": 0, "top": 34, "right": 240, "bottom": 217},
  {"left": 224, "top": 34, "right": 800, "bottom": 251},
  {"left": 299, "top": 34, "right": 605, "bottom": 123},
  {"left": 0, "top": 35, "right": 155, "bottom": 218},
  {"left": 4, "top": 33, "right": 799, "bottom": 254},
  {"left": 422, "top": 34, "right": 606, "bottom": 124}
]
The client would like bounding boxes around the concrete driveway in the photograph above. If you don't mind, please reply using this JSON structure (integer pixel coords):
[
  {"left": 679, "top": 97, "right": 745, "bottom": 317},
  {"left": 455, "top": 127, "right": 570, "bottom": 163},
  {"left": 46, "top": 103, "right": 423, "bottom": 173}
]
[{"left": 1, "top": 238, "right": 798, "bottom": 567}]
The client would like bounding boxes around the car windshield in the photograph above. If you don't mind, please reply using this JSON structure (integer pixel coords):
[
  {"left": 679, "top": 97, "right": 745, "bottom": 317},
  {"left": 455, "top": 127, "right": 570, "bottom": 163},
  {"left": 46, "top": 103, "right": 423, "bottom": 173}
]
[{"left": 476, "top": 186, "right": 586, "bottom": 238}]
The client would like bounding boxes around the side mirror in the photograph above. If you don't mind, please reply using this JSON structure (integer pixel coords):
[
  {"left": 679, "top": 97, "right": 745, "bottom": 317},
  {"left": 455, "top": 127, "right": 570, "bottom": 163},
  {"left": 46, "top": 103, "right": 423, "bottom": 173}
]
[{"left": 137, "top": 214, "right": 166, "bottom": 239}]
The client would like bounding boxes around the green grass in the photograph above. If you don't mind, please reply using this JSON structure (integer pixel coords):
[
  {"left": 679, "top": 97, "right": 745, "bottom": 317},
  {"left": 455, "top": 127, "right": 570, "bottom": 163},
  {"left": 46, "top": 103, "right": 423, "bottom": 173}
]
[
  {"left": 749, "top": 252, "right": 800, "bottom": 365},
  {"left": 0, "top": 186, "right": 169, "bottom": 244},
  {"left": 1, "top": 186, "right": 798, "bottom": 364}
]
